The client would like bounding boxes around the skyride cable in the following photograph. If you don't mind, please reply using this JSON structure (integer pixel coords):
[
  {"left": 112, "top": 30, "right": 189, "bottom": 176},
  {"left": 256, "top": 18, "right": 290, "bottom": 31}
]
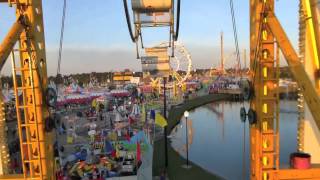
[
  {"left": 229, "top": 0, "right": 241, "bottom": 75},
  {"left": 228, "top": 1, "right": 246, "bottom": 179},
  {"left": 57, "top": 0, "right": 67, "bottom": 76}
]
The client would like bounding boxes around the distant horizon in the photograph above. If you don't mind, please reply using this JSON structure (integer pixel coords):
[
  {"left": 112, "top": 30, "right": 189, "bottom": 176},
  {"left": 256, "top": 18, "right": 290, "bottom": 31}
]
[
  {"left": 0, "top": 0, "right": 299, "bottom": 76},
  {"left": 0, "top": 66, "right": 293, "bottom": 78}
]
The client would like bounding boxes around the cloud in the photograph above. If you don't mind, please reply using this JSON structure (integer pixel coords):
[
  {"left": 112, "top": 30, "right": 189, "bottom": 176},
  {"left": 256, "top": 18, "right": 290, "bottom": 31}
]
[
  {"left": 47, "top": 44, "right": 242, "bottom": 75},
  {"left": 46, "top": 47, "right": 140, "bottom": 75}
]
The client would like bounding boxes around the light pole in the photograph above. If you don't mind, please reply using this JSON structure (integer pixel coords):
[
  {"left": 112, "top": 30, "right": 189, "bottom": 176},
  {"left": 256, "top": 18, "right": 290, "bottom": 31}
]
[
  {"left": 183, "top": 110, "right": 191, "bottom": 168},
  {"left": 163, "top": 77, "right": 168, "bottom": 168}
]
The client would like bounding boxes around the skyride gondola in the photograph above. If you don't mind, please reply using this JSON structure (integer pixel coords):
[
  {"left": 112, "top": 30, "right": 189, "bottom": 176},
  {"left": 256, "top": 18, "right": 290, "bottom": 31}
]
[{"left": 123, "top": 0, "right": 181, "bottom": 59}]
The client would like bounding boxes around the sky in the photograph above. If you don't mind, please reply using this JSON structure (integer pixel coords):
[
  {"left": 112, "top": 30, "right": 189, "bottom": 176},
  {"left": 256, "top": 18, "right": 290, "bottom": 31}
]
[{"left": 0, "top": 0, "right": 300, "bottom": 76}]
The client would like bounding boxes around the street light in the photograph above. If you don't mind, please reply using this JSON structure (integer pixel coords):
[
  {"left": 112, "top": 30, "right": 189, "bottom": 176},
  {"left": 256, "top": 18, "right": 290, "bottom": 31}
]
[{"left": 183, "top": 110, "right": 191, "bottom": 169}]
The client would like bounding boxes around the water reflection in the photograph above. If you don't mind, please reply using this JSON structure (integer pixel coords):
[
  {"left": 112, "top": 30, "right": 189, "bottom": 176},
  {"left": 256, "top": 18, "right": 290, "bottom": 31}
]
[{"left": 170, "top": 101, "right": 298, "bottom": 180}]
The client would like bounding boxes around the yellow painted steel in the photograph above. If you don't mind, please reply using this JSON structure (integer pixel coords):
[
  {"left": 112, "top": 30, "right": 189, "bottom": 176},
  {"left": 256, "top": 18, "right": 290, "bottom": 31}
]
[
  {"left": 249, "top": 0, "right": 320, "bottom": 179},
  {"left": 17, "top": 1, "right": 55, "bottom": 178},
  {"left": 278, "top": 168, "right": 320, "bottom": 179},
  {"left": 0, "top": 0, "right": 55, "bottom": 179},
  {"left": 302, "top": 0, "right": 320, "bottom": 91},
  {"left": 0, "top": 174, "right": 24, "bottom": 180},
  {"left": 298, "top": 0, "right": 320, "bottom": 163},
  {"left": 302, "top": 0, "right": 319, "bottom": 68},
  {"left": 250, "top": 0, "right": 279, "bottom": 179},
  {"left": 0, "top": 20, "right": 24, "bottom": 70},
  {"left": 309, "top": 0, "right": 320, "bottom": 71},
  {"left": 267, "top": 11, "right": 320, "bottom": 131}
]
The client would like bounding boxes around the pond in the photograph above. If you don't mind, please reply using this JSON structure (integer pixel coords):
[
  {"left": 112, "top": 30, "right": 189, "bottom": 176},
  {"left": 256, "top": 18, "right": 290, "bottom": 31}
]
[{"left": 170, "top": 101, "right": 299, "bottom": 180}]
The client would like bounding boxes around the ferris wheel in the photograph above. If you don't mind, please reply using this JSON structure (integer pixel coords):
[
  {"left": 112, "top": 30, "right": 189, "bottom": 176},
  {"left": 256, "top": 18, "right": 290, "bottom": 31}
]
[{"left": 156, "top": 41, "right": 193, "bottom": 86}]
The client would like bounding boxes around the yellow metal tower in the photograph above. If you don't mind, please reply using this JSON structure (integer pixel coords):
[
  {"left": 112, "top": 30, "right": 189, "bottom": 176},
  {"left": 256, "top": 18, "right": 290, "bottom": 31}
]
[
  {"left": 249, "top": 1, "right": 280, "bottom": 179},
  {"left": 0, "top": 0, "right": 55, "bottom": 179},
  {"left": 298, "top": 0, "right": 320, "bottom": 163},
  {"left": 250, "top": 0, "right": 320, "bottom": 179}
]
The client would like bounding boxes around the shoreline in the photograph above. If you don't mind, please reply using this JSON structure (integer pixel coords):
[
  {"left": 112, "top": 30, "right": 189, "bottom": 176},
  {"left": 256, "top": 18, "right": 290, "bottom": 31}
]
[{"left": 153, "top": 93, "right": 231, "bottom": 180}]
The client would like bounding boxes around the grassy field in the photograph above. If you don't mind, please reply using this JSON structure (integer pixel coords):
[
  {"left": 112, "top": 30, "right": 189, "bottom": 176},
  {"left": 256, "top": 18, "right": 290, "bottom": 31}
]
[{"left": 153, "top": 94, "right": 230, "bottom": 180}]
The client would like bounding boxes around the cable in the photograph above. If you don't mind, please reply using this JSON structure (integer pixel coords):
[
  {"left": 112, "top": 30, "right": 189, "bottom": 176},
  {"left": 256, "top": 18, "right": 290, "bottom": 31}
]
[
  {"left": 174, "top": 0, "right": 181, "bottom": 41},
  {"left": 57, "top": 0, "right": 67, "bottom": 76},
  {"left": 123, "top": 0, "right": 136, "bottom": 42},
  {"left": 229, "top": 0, "right": 247, "bottom": 108},
  {"left": 228, "top": 2, "right": 247, "bottom": 177},
  {"left": 229, "top": 0, "right": 241, "bottom": 74}
]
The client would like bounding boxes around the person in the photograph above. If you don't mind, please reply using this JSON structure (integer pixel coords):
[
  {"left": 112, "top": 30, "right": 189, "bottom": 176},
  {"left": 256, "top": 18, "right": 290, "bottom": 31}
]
[
  {"left": 54, "top": 141, "right": 59, "bottom": 157},
  {"left": 99, "top": 113, "right": 103, "bottom": 121},
  {"left": 109, "top": 116, "right": 113, "bottom": 128},
  {"left": 99, "top": 171, "right": 105, "bottom": 180},
  {"left": 61, "top": 122, "right": 66, "bottom": 134},
  {"left": 160, "top": 170, "right": 166, "bottom": 180}
]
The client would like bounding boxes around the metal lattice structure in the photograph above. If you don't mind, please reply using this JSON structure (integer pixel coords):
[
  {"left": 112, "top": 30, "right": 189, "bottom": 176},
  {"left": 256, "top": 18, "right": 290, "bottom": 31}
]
[
  {"left": 249, "top": 0, "right": 320, "bottom": 179},
  {"left": 0, "top": 0, "right": 55, "bottom": 179}
]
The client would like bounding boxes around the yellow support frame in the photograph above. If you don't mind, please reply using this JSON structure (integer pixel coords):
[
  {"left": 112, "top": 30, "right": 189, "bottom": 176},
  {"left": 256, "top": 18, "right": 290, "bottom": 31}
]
[
  {"left": 0, "top": 19, "right": 24, "bottom": 70},
  {"left": 250, "top": 1, "right": 279, "bottom": 179},
  {"left": 251, "top": 0, "right": 320, "bottom": 179},
  {"left": 0, "top": 0, "right": 55, "bottom": 179},
  {"left": 267, "top": 12, "right": 320, "bottom": 130},
  {"left": 301, "top": 0, "right": 320, "bottom": 90}
]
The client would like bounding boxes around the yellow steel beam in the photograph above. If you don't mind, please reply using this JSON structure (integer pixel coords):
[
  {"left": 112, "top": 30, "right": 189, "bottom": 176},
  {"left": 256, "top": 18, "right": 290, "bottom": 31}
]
[
  {"left": 302, "top": 0, "right": 319, "bottom": 69},
  {"left": 249, "top": 1, "right": 263, "bottom": 179},
  {"left": 0, "top": 19, "right": 24, "bottom": 71},
  {"left": 0, "top": 175, "right": 24, "bottom": 180},
  {"left": 267, "top": 12, "right": 320, "bottom": 131},
  {"left": 13, "top": 0, "right": 54, "bottom": 179},
  {"left": 310, "top": 0, "right": 320, "bottom": 70},
  {"left": 278, "top": 168, "right": 320, "bottom": 179},
  {"left": 302, "top": 0, "right": 320, "bottom": 91}
]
